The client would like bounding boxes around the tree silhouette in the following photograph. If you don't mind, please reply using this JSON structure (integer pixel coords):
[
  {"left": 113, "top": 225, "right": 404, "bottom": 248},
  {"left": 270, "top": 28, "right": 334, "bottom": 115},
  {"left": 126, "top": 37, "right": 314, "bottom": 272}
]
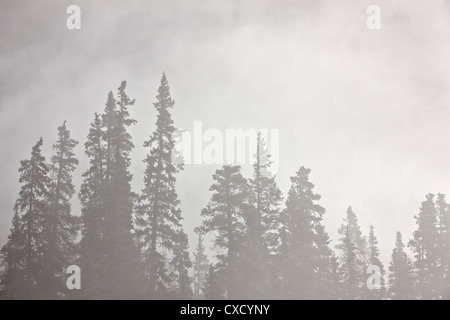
[
  {"left": 409, "top": 194, "right": 441, "bottom": 299},
  {"left": 280, "top": 167, "right": 331, "bottom": 299},
  {"left": 389, "top": 231, "right": 415, "bottom": 299},
  {"left": 134, "top": 73, "right": 187, "bottom": 298},
  {"left": 41, "top": 121, "right": 79, "bottom": 298},
  {"left": 198, "top": 165, "right": 250, "bottom": 299},
  {"left": 193, "top": 233, "right": 209, "bottom": 299},
  {"left": 1, "top": 138, "right": 50, "bottom": 299}
]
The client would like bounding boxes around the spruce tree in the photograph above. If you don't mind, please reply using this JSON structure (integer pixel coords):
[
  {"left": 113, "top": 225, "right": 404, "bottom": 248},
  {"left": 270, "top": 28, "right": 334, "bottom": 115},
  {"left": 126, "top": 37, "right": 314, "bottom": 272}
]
[
  {"left": 41, "top": 121, "right": 79, "bottom": 298},
  {"left": 169, "top": 229, "right": 193, "bottom": 299},
  {"left": 281, "top": 166, "right": 331, "bottom": 299},
  {"left": 388, "top": 231, "right": 415, "bottom": 299},
  {"left": 193, "top": 233, "right": 209, "bottom": 299},
  {"left": 408, "top": 193, "right": 440, "bottom": 299},
  {"left": 203, "top": 265, "right": 225, "bottom": 300},
  {"left": 339, "top": 225, "right": 363, "bottom": 299},
  {"left": 134, "top": 73, "right": 186, "bottom": 298},
  {"left": 250, "top": 132, "right": 283, "bottom": 255},
  {"left": 435, "top": 193, "right": 450, "bottom": 298},
  {"left": 79, "top": 82, "right": 143, "bottom": 299},
  {"left": 0, "top": 138, "right": 50, "bottom": 299},
  {"left": 0, "top": 206, "right": 25, "bottom": 299},
  {"left": 198, "top": 165, "right": 250, "bottom": 299},
  {"left": 105, "top": 81, "right": 143, "bottom": 299},
  {"left": 328, "top": 252, "right": 341, "bottom": 299},
  {"left": 243, "top": 133, "right": 282, "bottom": 298},
  {"left": 79, "top": 112, "right": 107, "bottom": 298},
  {"left": 336, "top": 206, "right": 366, "bottom": 299},
  {"left": 365, "top": 225, "right": 385, "bottom": 299}
]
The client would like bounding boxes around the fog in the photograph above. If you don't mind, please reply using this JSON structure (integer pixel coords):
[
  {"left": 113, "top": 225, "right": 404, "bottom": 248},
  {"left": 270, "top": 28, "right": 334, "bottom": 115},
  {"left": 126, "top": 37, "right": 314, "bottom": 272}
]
[{"left": 1, "top": 0, "right": 450, "bottom": 270}]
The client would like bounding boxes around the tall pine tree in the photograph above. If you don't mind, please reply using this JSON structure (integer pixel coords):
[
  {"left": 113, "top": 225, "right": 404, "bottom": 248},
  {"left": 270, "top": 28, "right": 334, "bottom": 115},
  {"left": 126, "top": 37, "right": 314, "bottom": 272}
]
[
  {"left": 408, "top": 194, "right": 440, "bottom": 299},
  {"left": 339, "top": 224, "right": 363, "bottom": 299},
  {"left": 336, "top": 206, "right": 367, "bottom": 299},
  {"left": 169, "top": 229, "right": 192, "bottom": 299},
  {"left": 388, "top": 231, "right": 415, "bottom": 299},
  {"left": 41, "top": 121, "right": 79, "bottom": 298},
  {"left": 0, "top": 206, "right": 25, "bottom": 299},
  {"left": 365, "top": 225, "right": 385, "bottom": 299},
  {"left": 198, "top": 165, "right": 250, "bottom": 299},
  {"left": 1, "top": 138, "right": 50, "bottom": 299},
  {"left": 193, "top": 233, "right": 209, "bottom": 299},
  {"left": 79, "top": 82, "right": 143, "bottom": 299},
  {"left": 79, "top": 112, "right": 107, "bottom": 298},
  {"left": 134, "top": 73, "right": 187, "bottom": 298},
  {"left": 281, "top": 167, "right": 331, "bottom": 299},
  {"left": 435, "top": 193, "right": 450, "bottom": 298}
]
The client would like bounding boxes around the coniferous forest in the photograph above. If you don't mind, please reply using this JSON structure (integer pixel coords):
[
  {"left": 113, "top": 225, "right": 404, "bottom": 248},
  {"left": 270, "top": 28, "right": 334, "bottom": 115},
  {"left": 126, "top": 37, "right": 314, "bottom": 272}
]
[{"left": 1, "top": 73, "right": 449, "bottom": 300}]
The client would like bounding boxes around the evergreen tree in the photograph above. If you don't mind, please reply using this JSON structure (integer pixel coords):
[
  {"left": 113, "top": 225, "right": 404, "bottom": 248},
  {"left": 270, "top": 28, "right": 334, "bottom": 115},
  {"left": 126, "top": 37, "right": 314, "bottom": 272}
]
[
  {"left": 79, "top": 82, "right": 143, "bottom": 299},
  {"left": 169, "top": 229, "right": 193, "bottom": 299},
  {"left": 336, "top": 207, "right": 366, "bottom": 299},
  {"left": 408, "top": 193, "right": 440, "bottom": 299},
  {"left": 0, "top": 206, "right": 25, "bottom": 299},
  {"left": 79, "top": 112, "right": 107, "bottom": 298},
  {"left": 389, "top": 231, "right": 415, "bottom": 299},
  {"left": 339, "top": 225, "right": 363, "bottom": 299},
  {"left": 203, "top": 265, "right": 225, "bottom": 300},
  {"left": 134, "top": 73, "right": 185, "bottom": 298},
  {"left": 0, "top": 138, "right": 50, "bottom": 299},
  {"left": 328, "top": 252, "right": 341, "bottom": 299},
  {"left": 281, "top": 167, "right": 331, "bottom": 299},
  {"left": 41, "top": 121, "right": 79, "bottom": 298},
  {"left": 198, "top": 165, "right": 250, "bottom": 299},
  {"left": 250, "top": 132, "right": 283, "bottom": 255},
  {"left": 244, "top": 133, "right": 282, "bottom": 298},
  {"left": 365, "top": 225, "right": 385, "bottom": 299},
  {"left": 315, "top": 223, "right": 335, "bottom": 299},
  {"left": 337, "top": 207, "right": 367, "bottom": 262},
  {"left": 193, "top": 233, "right": 209, "bottom": 299},
  {"left": 435, "top": 193, "right": 450, "bottom": 298}
]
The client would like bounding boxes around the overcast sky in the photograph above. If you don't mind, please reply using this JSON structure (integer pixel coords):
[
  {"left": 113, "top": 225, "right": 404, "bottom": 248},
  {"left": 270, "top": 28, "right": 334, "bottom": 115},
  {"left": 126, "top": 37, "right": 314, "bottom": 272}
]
[{"left": 1, "top": 0, "right": 450, "bottom": 267}]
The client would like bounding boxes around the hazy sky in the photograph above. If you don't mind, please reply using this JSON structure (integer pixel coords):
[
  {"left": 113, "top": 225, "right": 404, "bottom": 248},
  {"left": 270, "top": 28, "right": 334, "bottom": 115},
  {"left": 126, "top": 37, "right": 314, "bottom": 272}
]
[{"left": 1, "top": 0, "right": 450, "bottom": 267}]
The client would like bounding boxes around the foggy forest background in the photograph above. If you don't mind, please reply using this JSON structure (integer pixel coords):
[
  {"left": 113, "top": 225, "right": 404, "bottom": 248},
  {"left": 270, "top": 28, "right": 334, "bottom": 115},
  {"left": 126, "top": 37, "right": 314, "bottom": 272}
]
[
  {"left": 1, "top": 0, "right": 450, "bottom": 300},
  {"left": 0, "top": 74, "right": 449, "bottom": 300}
]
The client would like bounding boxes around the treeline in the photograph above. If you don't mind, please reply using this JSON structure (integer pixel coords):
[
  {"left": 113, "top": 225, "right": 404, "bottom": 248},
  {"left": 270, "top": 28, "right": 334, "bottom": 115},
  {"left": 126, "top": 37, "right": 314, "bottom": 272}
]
[{"left": 0, "top": 74, "right": 449, "bottom": 300}]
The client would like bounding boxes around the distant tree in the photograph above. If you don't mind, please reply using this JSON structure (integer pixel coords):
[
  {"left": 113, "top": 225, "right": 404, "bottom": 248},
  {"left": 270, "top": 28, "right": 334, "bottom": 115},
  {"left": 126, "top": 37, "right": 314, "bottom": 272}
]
[
  {"left": 365, "top": 225, "right": 385, "bottom": 299},
  {"left": 134, "top": 73, "right": 187, "bottom": 298},
  {"left": 281, "top": 167, "right": 331, "bottom": 299},
  {"left": 198, "top": 165, "right": 250, "bottom": 299},
  {"left": 0, "top": 206, "right": 25, "bottom": 299},
  {"left": 337, "top": 207, "right": 367, "bottom": 263},
  {"left": 169, "top": 229, "right": 193, "bottom": 299},
  {"left": 339, "top": 224, "right": 363, "bottom": 299},
  {"left": 328, "top": 252, "right": 342, "bottom": 299},
  {"left": 389, "top": 232, "right": 415, "bottom": 299},
  {"left": 79, "top": 82, "right": 143, "bottom": 299},
  {"left": 408, "top": 194, "right": 440, "bottom": 299},
  {"left": 435, "top": 193, "right": 450, "bottom": 298},
  {"left": 315, "top": 223, "right": 335, "bottom": 299},
  {"left": 244, "top": 133, "right": 282, "bottom": 298},
  {"left": 336, "top": 207, "right": 366, "bottom": 299},
  {"left": 0, "top": 138, "right": 50, "bottom": 299},
  {"left": 41, "top": 121, "right": 79, "bottom": 299},
  {"left": 203, "top": 265, "right": 225, "bottom": 300},
  {"left": 79, "top": 112, "right": 107, "bottom": 299},
  {"left": 250, "top": 132, "right": 283, "bottom": 255},
  {"left": 193, "top": 233, "right": 209, "bottom": 299}
]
